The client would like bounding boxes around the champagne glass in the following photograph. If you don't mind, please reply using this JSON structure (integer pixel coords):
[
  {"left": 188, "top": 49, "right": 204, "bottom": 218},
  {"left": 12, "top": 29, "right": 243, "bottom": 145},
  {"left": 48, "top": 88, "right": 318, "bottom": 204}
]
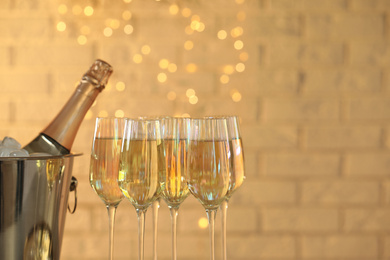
[
  {"left": 152, "top": 198, "right": 160, "bottom": 260},
  {"left": 186, "top": 117, "right": 230, "bottom": 260},
  {"left": 89, "top": 117, "right": 125, "bottom": 260},
  {"left": 138, "top": 116, "right": 161, "bottom": 260},
  {"left": 159, "top": 117, "right": 191, "bottom": 260},
  {"left": 118, "top": 118, "right": 162, "bottom": 260},
  {"left": 219, "top": 116, "right": 245, "bottom": 260}
]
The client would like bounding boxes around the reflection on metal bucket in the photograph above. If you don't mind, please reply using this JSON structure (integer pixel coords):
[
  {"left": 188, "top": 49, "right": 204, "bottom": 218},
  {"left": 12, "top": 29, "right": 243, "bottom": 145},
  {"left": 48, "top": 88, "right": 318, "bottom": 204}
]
[
  {"left": 24, "top": 223, "right": 52, "bottom": 260},
  {"left": 0, "top": 154, "right": 80, "bottom": 260}
]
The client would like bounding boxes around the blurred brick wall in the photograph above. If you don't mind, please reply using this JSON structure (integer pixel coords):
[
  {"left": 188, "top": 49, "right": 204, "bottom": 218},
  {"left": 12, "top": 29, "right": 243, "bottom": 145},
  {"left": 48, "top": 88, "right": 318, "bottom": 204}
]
[{"left": 1, "top": 0, "right": 390, "bottom": 259}]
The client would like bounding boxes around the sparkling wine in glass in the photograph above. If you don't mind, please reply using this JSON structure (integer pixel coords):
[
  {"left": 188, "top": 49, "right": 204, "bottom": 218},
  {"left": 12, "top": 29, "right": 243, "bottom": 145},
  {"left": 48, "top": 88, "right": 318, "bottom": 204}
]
[
  {"left": 138, "top": 116, "right": 161, "bottom": 260},
  {"left": 89, "top": 117, "right": 125, "bottom": 260},
  {"left": 118, "top": 118, "right": 162, "bottom": 260},
  {"left": 220, "top": 116, "right": 245, "bottom": 260},
  {"left": 186, "top": 117, "right": 230, "bottom": 260},
  {"left": 159, "top": 117, "right": 190, "bottom": 260}
]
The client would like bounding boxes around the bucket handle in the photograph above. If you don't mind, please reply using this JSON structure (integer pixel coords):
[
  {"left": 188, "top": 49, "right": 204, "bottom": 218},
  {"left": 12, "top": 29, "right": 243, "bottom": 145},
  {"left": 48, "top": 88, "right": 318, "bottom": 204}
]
[{"left": 67, "top": 176, "right": 78, "bottom": 214}]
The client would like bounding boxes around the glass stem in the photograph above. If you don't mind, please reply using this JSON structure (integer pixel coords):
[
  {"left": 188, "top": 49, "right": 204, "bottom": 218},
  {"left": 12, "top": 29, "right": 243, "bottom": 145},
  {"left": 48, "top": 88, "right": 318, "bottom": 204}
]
[
  {"left": 206, "top": 209, "right": 217, "bottom": 260},
  {"left": 221, "top": 200, "right": 228, "bottom": 260},
  {"left": 106, "top": 205, "right": 118, "bottom": 260},
  {"left": 136, "top": 209, "right": 146, "bottom": 260},
  {"left": 152, "top": 199, "right": 160, "bottom": 260},
  {"left": 170, "top": 207, "right": 179, "bottom": 260}
]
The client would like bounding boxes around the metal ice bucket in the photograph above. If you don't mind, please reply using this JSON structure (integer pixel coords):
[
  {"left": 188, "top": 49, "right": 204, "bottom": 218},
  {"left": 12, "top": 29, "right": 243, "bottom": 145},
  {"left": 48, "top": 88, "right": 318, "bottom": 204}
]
[{"left": 0, "top": 154, "right": 81, "bottom": 260}]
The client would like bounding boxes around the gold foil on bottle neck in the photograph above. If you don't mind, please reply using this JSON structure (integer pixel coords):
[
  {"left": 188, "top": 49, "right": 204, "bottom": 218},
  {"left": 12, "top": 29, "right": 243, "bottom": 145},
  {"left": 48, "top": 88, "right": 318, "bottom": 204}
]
[{"left": 84, "top": 59, "right": 113, "bottom": 91}]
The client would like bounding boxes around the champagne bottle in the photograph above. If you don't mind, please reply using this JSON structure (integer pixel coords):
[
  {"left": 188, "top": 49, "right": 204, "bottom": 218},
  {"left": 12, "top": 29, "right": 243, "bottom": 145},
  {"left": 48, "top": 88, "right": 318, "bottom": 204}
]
[{"left": 23, "top": 59, "right": 113, "bottom": 155}]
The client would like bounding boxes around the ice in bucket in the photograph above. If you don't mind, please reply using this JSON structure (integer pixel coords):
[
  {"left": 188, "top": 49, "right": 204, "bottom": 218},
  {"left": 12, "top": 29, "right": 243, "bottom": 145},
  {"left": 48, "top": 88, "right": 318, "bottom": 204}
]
[{"left": 0, "top": 137, "right": 29, "bottom": 157}]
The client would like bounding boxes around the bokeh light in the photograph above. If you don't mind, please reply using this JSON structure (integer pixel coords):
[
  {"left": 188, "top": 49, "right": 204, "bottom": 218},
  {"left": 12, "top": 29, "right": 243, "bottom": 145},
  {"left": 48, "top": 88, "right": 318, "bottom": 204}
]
[
  {"left": 108, "top": 19, "right": 121, "bottom": 29},
  {"left": 167, "top": 63, "right": 177, "bottom": 73},
  {"left": 122, "top": 10, "right": 132, "bottom": 20},
  {"left": 85, "top": 110, "right": 93, "bottom": 120},
  {"left": 191, "top": 15, "right": 200, "bottom": 22},
  {"left": 198, "top": 217, "right": 208, "bottom": 229},
  {"left": 133, "top": 54, "right": 143, "bottom": 64},
  {"left": 58, "top": 4, "right": 67, "bottom": 14},
  {"left": 220, "top": 74, "right": 230, "bottom": 84},
  {"left": 181, "top": 8, "right": 191, "bottom": 17},
  {"left": 84, "top": 6, "right": 94, "bottom": 16},
  {"left": 186, "top": 63, "right": 197, "bottom": 73},
  {"left": 159, "top": 59, "right": 169, "bottom": 69},
  {"left": 234, "top": 40, "right": 244, "bottom": 50},
  {"left": 231, "top": 26, "right": 243, "bottom": 38},
  {"left": 141, "top": 45, "right": 151, "bottom": 55},
  {"left": 169, "top": 4, "right": 179, "bottom": 15},
  {"left": 236, "top": 62, "right": 245, "bottom": 72},
  {"left": 56, "top": 21, "right": 66, "bottom": 32},
  {"left": 185, "top": 26, "right": 194, "bottom": 35},
  {"left": 157, "top": 72, "right": 167, "bottom": 83},
  {"left": 77, "top": 35, "right": 87, "bottom": 45},
  {"left": 189, "top": 95, "right": 198, "bottom": 104},
  {"left": 124, "top": 24, "right": 134, "bottom": 35},
  {"left": 105, "top": 83, "right": 113, "bottom": 91},
  {"left": 217, "top": 30, "right": 227, "bottom": 40},
  {"left": 231, "top": 90, "right": 242, "bottom": 102},
  {"left": 167, "top": 91, "right": 177, "bottom": 101},
  {"left": 191, "top": 21, "right": 205, "bottom": 32},
  {"left": 184, "top": 40, "right": 194, "bottom": 50},
  {"left": 115, "top": 109, "right": 125, "bottom": 117},
  {"left": 186, "top": 88, "right": 196, "bottom": 98},
  {"left": 239, "top": 51, "right": 249, "bottom": 62},
  {"left": 116, "top": 81, "right": 126, "bottom": 92},
  {"left": 103, "top": 27, "right": 113, "bottom": 37},
  {"left": 223, "top": 65, "right": 235, "bottom": 75}
]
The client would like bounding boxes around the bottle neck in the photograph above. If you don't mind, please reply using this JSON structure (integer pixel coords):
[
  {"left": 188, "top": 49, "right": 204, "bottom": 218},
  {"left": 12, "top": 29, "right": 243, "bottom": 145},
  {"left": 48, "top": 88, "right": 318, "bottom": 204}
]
[{"left": 42, "top": 78, "right": 102, "bottom": 151}]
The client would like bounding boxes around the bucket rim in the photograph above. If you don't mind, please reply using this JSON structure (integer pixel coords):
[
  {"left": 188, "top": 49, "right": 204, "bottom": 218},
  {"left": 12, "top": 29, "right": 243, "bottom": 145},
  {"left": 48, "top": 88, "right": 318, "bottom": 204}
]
[{"left": 0, "top": 152, "right": 83, "bottom": 162}]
